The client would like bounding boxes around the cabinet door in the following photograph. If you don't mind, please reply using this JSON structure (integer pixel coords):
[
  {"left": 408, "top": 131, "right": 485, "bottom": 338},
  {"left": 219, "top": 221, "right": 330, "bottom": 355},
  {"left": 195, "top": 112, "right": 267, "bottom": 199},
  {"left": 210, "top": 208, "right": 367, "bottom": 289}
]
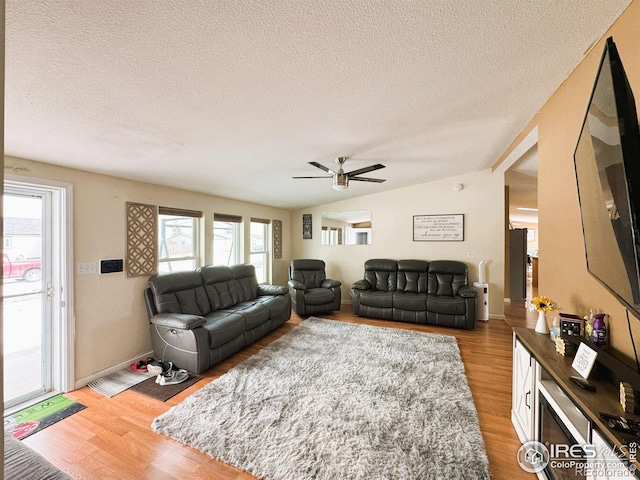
[
  {"left": 590, "top": 430, "right": 634, "bottom": 479},
  {"left": 512, "top": 337, "right": 536, "bottom": 442}
]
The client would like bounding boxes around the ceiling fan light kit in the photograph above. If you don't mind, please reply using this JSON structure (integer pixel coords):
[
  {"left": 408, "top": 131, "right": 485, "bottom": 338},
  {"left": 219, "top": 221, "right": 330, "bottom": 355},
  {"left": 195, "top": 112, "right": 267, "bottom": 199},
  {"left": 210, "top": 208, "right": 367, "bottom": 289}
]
[
  {"left": 293, "top": 157, "right": 386, "bottom": 191},
  {"left": 332, "top": 174, "right": 349, "bottom": 190}
]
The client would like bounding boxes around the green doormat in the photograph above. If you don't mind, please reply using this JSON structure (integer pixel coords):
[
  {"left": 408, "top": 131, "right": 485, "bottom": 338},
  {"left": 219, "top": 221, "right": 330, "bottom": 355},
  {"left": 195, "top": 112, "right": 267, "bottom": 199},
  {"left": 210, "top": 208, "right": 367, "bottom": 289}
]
[{"left": 4, "top": 394, "right": 86, "bottom": 440}]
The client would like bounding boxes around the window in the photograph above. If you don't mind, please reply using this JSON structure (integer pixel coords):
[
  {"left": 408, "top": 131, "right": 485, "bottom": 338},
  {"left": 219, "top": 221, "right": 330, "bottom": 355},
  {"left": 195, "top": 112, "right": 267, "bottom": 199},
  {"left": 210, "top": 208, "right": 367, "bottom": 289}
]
[
  {"left": 321, "top": 226, "right": 340, "bottom": 245},
  {"left": 250, "top": 218, "right": 270, "bottom": 283},
  {"left": 213, "top": 213, "right": 242, "bottom": 266},
  {"left": 158, "top": 207, "right": 202, "bottom": 272}
]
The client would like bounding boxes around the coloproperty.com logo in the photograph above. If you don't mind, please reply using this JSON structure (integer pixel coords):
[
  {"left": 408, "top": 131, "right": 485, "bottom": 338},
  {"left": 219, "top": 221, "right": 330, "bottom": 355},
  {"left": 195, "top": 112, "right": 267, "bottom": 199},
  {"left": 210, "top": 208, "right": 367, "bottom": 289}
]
[
  {"left": 517, "top": 440, "right": 637, "bottom": 476},
  {"left": 517, "top": 441, "right": 551, "bottom": 473}
]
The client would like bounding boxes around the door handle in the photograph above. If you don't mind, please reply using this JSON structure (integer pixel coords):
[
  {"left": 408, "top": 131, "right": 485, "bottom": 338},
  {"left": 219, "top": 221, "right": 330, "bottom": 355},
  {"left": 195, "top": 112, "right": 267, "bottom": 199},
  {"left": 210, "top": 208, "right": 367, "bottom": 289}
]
[
  {"left": 46, "top": 282, "right": 54, "bottom": 301},
  {"left": 525, "top": 391, "right": 531, "bottom": 409}
]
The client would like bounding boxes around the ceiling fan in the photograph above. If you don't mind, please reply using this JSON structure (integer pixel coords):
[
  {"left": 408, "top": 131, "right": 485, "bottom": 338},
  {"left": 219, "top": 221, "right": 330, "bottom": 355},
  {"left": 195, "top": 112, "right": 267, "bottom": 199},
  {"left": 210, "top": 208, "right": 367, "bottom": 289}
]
[{"left": 292, "top": 157, "right": 386, "bottom": 190}]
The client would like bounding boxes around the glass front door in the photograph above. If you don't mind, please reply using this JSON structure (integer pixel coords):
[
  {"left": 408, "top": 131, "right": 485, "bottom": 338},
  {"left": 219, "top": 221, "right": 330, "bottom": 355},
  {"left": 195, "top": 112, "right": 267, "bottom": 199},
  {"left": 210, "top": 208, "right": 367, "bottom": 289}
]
[{"left": 3, "top": 187, "right": 53, "bottom": 408}]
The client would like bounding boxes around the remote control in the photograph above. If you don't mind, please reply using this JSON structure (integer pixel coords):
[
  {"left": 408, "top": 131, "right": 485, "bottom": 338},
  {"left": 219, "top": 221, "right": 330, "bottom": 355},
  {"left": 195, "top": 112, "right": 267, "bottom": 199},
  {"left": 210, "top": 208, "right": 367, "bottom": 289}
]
[
  {"left": 570, "top": 375, "right": 596, "bottom": 391},
  {"left": 600, "top": 412, "right": 640, "bottom": 435}
]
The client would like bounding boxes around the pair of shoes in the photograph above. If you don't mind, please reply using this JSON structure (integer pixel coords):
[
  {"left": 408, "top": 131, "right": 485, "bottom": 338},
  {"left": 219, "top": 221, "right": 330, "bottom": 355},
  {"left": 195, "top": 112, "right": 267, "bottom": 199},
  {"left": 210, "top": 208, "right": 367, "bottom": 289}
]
[
  {"left": 154, "top": 362, "right": 173, "bottom": 382},
  {"left": 147, "top": 360, "right": 174, "bottom": 376},
  {"left": 156, "top": 368, "right": 189, "bottom": 386},
  {"left": 129, "top": 357, "right": 155, "bottom": 373}
]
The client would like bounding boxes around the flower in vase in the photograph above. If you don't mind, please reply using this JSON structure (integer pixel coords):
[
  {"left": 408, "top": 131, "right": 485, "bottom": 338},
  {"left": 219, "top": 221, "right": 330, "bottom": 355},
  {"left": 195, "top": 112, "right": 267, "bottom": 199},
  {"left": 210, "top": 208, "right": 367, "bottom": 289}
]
[{"left": 528, "top": 296, "right": 558, "bottom": 312}]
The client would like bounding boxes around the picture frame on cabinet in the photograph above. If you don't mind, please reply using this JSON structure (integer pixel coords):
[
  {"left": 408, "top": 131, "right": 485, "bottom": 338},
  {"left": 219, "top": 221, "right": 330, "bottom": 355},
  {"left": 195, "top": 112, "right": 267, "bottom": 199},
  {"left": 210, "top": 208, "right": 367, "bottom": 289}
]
[{"left": 572, "top": 343, "right": 598, "bottom": 379}]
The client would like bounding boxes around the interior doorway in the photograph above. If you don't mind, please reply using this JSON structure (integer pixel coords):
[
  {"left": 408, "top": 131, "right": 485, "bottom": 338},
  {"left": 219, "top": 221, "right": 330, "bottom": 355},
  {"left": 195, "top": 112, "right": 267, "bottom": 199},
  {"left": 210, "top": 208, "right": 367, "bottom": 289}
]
[
  {"left": 497, "top": 127, "right": 539, "bottom": 302},
  {"left": 3, "top": 178, "right": 73, "bottom": 412}
]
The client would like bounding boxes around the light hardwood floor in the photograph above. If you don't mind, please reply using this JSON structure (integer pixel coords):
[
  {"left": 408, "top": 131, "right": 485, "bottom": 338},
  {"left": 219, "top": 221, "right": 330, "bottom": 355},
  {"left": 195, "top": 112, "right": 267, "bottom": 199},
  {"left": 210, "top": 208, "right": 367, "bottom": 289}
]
[{"left": 18, "top": 304, "right": 538, "bottom": 479}]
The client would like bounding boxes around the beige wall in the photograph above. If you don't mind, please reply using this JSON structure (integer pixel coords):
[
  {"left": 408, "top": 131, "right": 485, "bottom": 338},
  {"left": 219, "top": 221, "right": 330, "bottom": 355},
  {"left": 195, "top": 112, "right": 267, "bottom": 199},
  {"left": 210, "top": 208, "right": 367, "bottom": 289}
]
[
  {"left": 497, "top": 0, "right": 640, "bottom": 363},
  {"left": 4, "top": 156, "right": 292, "bottom": 382},
  {"left": 292, "top": 169, "right": 506, "bottom": 317},
  {"left": 3, "top": 156, "right": 505, "bottom": 385}
]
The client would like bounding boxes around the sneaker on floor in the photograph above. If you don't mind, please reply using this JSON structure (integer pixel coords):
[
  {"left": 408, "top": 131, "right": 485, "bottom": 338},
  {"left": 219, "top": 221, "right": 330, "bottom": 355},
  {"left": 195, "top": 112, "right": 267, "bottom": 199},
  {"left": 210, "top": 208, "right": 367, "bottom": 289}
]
[{"left": 158, "top": 369, "right": 189, "bottom": 386}]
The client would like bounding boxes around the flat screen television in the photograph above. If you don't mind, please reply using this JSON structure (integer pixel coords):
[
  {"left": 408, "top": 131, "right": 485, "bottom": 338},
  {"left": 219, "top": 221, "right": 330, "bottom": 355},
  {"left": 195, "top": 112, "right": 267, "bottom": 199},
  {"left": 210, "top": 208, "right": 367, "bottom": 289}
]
[{"left": 574, "top": 37, "right": 640, "bottom": 320}]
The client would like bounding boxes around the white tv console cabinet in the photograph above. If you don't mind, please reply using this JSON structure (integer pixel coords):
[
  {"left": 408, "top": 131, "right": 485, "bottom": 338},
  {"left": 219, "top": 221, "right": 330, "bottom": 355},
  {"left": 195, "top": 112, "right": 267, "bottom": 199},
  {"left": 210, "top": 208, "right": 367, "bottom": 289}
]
[{"left": 512, "top": 327, "right": 637, "bottom": 479}]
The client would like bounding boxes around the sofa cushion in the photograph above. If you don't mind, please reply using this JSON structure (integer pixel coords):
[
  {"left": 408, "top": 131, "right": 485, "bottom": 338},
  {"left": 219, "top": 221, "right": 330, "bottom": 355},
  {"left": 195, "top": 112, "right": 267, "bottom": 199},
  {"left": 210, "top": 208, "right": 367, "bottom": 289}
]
[
  {"left": 363, "top": 259, "right": 398, "bottom": 292},
  {"left": 290, "top": 259, "right": 327, "bottom": 289},
  {"left": 230, "top": 264, "right": 259, "bottom": 301},
  {"left": 393, "top": 292, "right": 427, "bottom": 311},
  {"left": 149, "top": 271, "right": 211, "bottom": 316},
  {"left": 359, "top": 290, "right": 393, "bottom": 308},
  {"left": 200, "top": 265, "right": 235, "bottom": 310},
  {"left": 256, "top": 294, "right": 291, "bottom": 320},
  {"left": 223, "top": 301, "right": 271, "bottom": 330},
  {"left": 303, "top": 287, "right": 336, "bottom": 306},
  {"left": 426, "top": 294, "right": 467, "bottom": 315},
  {"left": 397, "top": 260, "right": 429, "bottom": 293},
  {"left": 202, "top": 311, "right": 246, "bottom": 348},
  {"left": 428, "top": 260, "right": 468, "bottom": 296}
]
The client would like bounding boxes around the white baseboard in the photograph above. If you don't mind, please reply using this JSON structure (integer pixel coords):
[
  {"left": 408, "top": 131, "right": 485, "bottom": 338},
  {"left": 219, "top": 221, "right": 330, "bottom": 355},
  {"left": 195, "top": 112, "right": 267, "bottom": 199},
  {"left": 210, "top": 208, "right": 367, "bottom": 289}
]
[
  {"left": 490, "top": 314, "right": 506, "bottom": 320},
  {"left": 75, "top": 351, "right": 154, "bottom": 390}
]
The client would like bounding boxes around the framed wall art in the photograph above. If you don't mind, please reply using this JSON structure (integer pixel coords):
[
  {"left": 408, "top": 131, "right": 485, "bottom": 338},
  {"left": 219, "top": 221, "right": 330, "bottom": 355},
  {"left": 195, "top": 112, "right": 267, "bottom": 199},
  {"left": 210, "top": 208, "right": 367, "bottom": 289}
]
[
  {"left": 302, "top": 214, "right": 312, "bottom": 239},
  {"left": 413, "top": 214, "right": 464, "bottom": 241}
]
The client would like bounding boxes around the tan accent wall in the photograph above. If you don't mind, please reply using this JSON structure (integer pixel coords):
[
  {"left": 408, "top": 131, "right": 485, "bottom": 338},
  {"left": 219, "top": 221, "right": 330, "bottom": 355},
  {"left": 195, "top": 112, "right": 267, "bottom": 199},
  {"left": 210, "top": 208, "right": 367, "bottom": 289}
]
[{"left": 496, "top": 0, "right": 640, "bottom": 364}]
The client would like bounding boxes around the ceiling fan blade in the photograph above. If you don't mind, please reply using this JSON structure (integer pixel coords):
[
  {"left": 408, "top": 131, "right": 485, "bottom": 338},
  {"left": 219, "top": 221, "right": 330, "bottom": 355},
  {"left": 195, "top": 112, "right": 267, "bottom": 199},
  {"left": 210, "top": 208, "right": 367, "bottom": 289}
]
[
  {"left": 346, "top": 164, "right": 385, "bottom": 177},
  {"left": 292, "top": 175, "right": 332, "bottom": 179},
  {"left": 349, "top": 177, "right": 386, "bottom": 183},
  {"left": 309, "top": 161, "right": 335, "bottom": 174}
]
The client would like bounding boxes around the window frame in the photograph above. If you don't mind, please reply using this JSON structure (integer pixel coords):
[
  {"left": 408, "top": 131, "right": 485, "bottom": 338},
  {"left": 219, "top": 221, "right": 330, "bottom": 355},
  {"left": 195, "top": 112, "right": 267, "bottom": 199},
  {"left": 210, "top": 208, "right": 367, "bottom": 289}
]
[
  {"left": 157, "top": 207, "right": 202, "bottom": 273},
  {"left": 213, "top": 213, "right": 242, "bottom": 266},
  {"left": 249, "top": 218, "right": 270, "bottom": 284}
]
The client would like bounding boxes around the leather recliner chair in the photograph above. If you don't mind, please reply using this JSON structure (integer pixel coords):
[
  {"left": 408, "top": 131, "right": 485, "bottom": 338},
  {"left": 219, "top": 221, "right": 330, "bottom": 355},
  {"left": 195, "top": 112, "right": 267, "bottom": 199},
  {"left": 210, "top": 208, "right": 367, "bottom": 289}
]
[{"left": 288, "top": 259, "right": 342, "bottom": 316}]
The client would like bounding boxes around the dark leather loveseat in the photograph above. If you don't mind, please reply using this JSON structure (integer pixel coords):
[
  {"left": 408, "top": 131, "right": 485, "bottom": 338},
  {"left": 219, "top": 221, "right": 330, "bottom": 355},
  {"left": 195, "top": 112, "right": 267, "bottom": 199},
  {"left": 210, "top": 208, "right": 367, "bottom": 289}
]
[
  {"left": 351, "top": 259, "right": 477, "bottom": 329},
  {"left": 144, "top": 264, "right": 291, "bottom": 374}
]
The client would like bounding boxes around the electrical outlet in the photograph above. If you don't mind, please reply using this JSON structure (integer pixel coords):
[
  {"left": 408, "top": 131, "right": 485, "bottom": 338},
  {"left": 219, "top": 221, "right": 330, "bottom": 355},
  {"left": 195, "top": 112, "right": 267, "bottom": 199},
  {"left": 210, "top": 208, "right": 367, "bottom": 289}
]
[
  {"left": 77, "top": 262, "right": 97, "bottom": 274},
  {"left": 467, "top": 251, "right": 475, "bottom": 258}
]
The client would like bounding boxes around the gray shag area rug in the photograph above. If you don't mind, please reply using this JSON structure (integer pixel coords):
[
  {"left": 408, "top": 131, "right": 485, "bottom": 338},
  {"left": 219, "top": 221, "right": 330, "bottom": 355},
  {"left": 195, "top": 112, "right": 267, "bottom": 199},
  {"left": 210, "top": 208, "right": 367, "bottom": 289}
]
[{"left": 152, "top": 317, "right": 490, "bottom": 480}]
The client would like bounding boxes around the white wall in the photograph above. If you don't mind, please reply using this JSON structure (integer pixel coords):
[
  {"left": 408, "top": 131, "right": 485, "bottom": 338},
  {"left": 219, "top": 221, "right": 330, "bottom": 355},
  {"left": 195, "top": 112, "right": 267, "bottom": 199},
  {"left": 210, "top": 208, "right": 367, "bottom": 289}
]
[
  {"left": 4, "top": 156, "right": 293, "bottom": 382},
  {"left": 292, "top": 169, "right": 506, "bottom": 317}
]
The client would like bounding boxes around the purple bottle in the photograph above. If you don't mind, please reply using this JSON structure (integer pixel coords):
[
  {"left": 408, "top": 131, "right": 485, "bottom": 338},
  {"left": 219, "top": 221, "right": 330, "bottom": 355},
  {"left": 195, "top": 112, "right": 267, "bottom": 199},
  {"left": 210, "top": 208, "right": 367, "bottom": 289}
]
[{"left": 592, "top": 313, "right": 607, "bottom": 349}]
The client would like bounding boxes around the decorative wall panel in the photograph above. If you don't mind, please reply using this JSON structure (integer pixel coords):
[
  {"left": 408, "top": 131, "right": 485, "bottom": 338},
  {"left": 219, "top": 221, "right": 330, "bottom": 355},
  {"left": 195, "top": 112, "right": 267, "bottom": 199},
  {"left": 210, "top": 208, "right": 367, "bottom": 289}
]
[
  {"left": 273, "top": 219, "right": 282, "bottom": 259},
  {"left": 126, "top": 202, "right": 158, "bottom": 277}
]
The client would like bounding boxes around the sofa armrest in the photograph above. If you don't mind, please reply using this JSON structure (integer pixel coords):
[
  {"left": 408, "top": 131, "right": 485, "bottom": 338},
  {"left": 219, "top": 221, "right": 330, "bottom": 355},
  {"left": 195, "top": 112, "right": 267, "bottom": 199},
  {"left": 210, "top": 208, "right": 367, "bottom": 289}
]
[
  {"left": 321, "top": 279, "right": 341, "bottom": 288},
  {"left": 150, "top": 313, "right": 206, "bottom": 330},
  {"left": 458, "top": 285, "right": 478, "bottom": 298},
  {"left": 287, "top": 280, "right": 306, "bottom": 291},
  {"left": 352, "top": 279, "right": 372, "bottom": 290},
  {"left": 259, "top": 284, "right": 288, "bottom": 296}
]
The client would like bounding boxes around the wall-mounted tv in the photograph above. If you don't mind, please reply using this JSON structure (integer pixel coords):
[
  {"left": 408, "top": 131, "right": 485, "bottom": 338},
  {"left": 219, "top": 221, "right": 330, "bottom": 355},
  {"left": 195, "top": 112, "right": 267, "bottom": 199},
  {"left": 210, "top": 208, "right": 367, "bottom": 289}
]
[{"left": 574, "top": 37, "right": 640, "bottom": 320}]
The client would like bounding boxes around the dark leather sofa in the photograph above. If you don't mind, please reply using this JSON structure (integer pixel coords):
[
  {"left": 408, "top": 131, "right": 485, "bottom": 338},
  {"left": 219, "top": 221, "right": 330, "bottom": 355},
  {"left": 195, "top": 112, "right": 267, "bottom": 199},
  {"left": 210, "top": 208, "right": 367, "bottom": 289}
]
[
  {"left": 351, "top": 259, "right": 477, "bottom": 329},
  {"left": 144, "top": 264, "right": 291, "bottom": 374}
]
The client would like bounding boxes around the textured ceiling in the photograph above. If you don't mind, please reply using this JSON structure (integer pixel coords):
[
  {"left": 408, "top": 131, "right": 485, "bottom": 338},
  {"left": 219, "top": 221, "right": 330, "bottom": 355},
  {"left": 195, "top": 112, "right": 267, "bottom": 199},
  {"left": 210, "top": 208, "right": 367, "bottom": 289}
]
[{"left": 5, "top": 0, "right": 632, "bottom": 210}]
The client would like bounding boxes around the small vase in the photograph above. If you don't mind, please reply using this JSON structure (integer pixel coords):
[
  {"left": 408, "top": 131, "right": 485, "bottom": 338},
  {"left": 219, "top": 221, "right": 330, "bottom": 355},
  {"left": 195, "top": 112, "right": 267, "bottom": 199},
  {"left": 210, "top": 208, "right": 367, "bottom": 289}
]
[{"left": 535, "top": 310, "right": 550, "bottom": 334}]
